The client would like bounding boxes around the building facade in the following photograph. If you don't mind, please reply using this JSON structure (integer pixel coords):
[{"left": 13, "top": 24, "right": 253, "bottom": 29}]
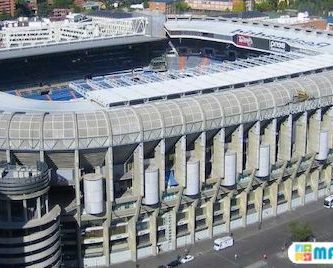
[
  {"left": 148, "top": 0, "right": 176, "bottom": 14},
  {"left": 185, "top": 0, "right": 233, "bottom": 12},
  {"left": 0, "top": 0, "right": 15, "bottom": 17}
]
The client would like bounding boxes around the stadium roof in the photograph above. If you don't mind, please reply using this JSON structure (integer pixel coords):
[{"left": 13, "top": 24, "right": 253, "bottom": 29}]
[
  {"left": 165, "top": 15, "right": 333, "bottom": 54},
  {"left": 69, "top": 53, "right": 333, "bottom": 107},
  {"left": 1, "top": 70, "right": 333, "bottom": 151}
]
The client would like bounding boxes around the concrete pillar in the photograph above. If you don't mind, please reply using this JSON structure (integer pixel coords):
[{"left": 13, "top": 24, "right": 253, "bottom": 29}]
[
  {"left": 278, "top": 115, "right": 292, "bottom": 161},
  {"left": 310, "top": 170, "right": 320, "bottom": 200},
  {"left": 323, "top": 165, "right": 333, "bottom": 195},
  {"left": 212, "top": 129, "right": 225, "bottom": 179},
  {"left": 155, "top": 139, "right": 166, "bottom": 197},
  {"left": 247, "top": 121, "right": 260, "bottom": 170},
  {"left": 133, "top": 143, "right": 144, "bottom": 196},
  {"left": 223, "top": 195, "right": 231, "bottom": 233},
  {"left": 322, "top": 107, "right": 333, "bottom": 149},
  {"left": 206, "top": 200, "right": 214, "bottom": 238},
  {"left": 103, "top": 220, "right": 110, "bottom": 266},
  {"left": 37, "top": 196, "right": 41, "bottom": 219},
  {"left": 254, "top": 186, "right": 263, "bottom": 223},
  {"left": 39, "top": 150, "right": 45, "bottom": 162},
  {"left": 150, "top": 210, "right": 159, "bottom": 256},
  {"left": 170, "top": 209, "right": 177, "bottom": 250},
  {"left": 284, "top": 178, "right": 293, "bottom": 211},
  {"left": 6, "top": 150, "right": 11, "bottom": 164},
  {"left": 239, "top": 191, "right": 247, "bottom": 227},
  {"left": 269, "top": 182, "right": 278, "bottom": 217},
  {"left": 294, "top": 112, "right": 307, "bottom": 158},
  {"left": 194, "top": 132, "right": 206, "bottom": 185},
  {"left": 230, "top": 124, "right": 243, "bottom": 173},
  {"left": 307, "top": 109, "right": 321, "bottom": 155},
  {"left": 188, "top": 201, "right": 198, "bottom": 244},
  {"left": 23, "top": 199, "right": 27, "bottom": 221},
  {"left": 74, "top": 149, "right": 82, "bottom": 265},
  {"left": 105, "top": 147, "right": 114, "bottom": 204},
  {"left": 175, "top": 136, "right": 186, "bottom": 187},
  {"left": 128, "top": 218, "right": 137, "bottom": 262},
  {"left": 262, "top": 119, "right": 277, "bottom": 164},
  {"left": 45, "top": 195, "right": 49, "bottom": 213},
  {"left": 297, "top": 174, "right": 306, "bottom": 206},
  {"left": 148, "top": 212, "right": 157, "bottom": 255}
]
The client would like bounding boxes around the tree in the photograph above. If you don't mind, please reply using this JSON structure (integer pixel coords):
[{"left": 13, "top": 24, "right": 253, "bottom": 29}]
[
  {"left": 175, "top": 1, "right": 190, "bottom": 12},
  {"left": 278, "top": 0, "right": 287, "bottom": 11},
  {"left": 143, "top": 0, "right": 149, "bottom": 8},
  {"left": 15, "top": 0, "right": 33, "bottom": 17},
  {"left": 0, "top": 11, "right": 11, "bottom": 20},
  {"left": 289, "top": 221, "right": 313, "bottom": 242},
  {"left": 233, "top": 1, "right": 245, "bottom": 12}
]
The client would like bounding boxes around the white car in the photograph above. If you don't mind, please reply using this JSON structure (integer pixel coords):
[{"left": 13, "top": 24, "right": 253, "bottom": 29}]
[{"left": 180, "top": 255, "right": 194, "bottom": 264}]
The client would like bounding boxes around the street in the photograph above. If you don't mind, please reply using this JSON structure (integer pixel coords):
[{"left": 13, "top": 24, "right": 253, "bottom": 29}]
[{"left": 114, "top": 198, "right": 333, "bottom": 268}]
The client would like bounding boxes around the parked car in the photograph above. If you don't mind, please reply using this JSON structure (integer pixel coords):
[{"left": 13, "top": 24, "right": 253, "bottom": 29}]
[{"left": 180, "top": 255, "right": 194, "bottom": 263}]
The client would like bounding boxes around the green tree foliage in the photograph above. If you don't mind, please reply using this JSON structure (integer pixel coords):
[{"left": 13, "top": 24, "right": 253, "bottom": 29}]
[
  {"left": 0, "top": 11, "right": 11, "bottom": 20},
  {"left": 175, "top": 1, "right": 190, "bottom": 12},
  {"left": 143, "top": 0, "right": 149, "bottom": 8},
  {"left": 278, "top": 0, "right": 287, "bottom": 11},
  {"left": 233, "top": 1, "right": 245, "bottom": 12},
  {"left": 290, "top": 0, "right": 333, "bottom": 15},
  {"left": 15, "top": 0, "right": 33, "bottom": 17},
  {"left": 289, "top": 221, "right": 313, "bottom": 242}
]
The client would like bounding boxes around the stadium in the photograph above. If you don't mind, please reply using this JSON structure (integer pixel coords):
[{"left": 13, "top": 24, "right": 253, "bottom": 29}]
[{"left": 0, "top": 13, "right": 333, "bottom": 267}]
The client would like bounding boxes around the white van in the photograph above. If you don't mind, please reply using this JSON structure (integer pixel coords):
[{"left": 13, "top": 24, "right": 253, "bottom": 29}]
[
  {"left": 324, "top": 195, "right": 333, "bottom": 208},
  {"left": 214, "top": 236, "right": 234, "bottom": 251}
]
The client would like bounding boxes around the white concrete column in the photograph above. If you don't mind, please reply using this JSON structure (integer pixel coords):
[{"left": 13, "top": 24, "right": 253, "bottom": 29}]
[
  {"left": 105, "top": 147, "right": 114, "bottom": 204},
  {"left": 230, "top": 124, "right": 243, "bottom": 174},
  {"left": 269, "top": 182, "right": 278, "bottom": 217},
  {"left": 284, "top": 178, "right": 293, "bottom": 211},
  {"left": 150, "top": 210, "right": 159, "bottom": 256},
  {"left": 247, "top": 121, "right": 260, "bottom": 170},
  {"left": 307, "top": 109, "right": 321, "bottom": 155},
  {"left": 195, "top": 132, "right": 206, "bottom": 185},
  {"left": 278, "top": 115, "right": 292, "bottom": 161},
  {"left": 188, "top": 201, "right": 198, "bottom": 244},
  {"left": 297, "top": 174, "right": 306, "bottom": 206},
  {"left": 155, "top": 139, "right": 166, "bottom": 197},
  {"left": 293, "top": 112, "right": 307, "bottom": 158},
  {"left": 37, "top": 196, "right": 41, "bottom": 219},
  {"left": 175, "top": 136, "right": 186, "bottom": 187},
  {"left": 206, "top": 200, "right": 214, "bottom": 238},
  {"left": 223, "top": 195, "right": 231, "bottom": 233},
  {"left": 128, "top": 219, "right": 137, "bottom": 262},
  {"left": 239, "top": 191, "right": 247, "bottom": 227},
  {"left": 212, "top": 129, "right": 225, "bottom": 179},
  {"left": 133, "top": 143, "right": 144, "bottom": 196},
  {"left": 310, "top": 170, "right": 320, "bottom": 200},
  {"left": 254, "top": 186, "right": 263, "bottom": 223},
  {"left": 170, "top": 209, "right": 177, "bottom": 250},
  {"left": 262, "top": 119, "right": 277, "bottom": 164},
  {"left": 103, "top": 220, "right": 110, "bottom": 266},
  {"left": 323, "top": 165, "right": 333, "bottom": 195},
  {"left": 322, "top": 107, "right": 333, "bottom": 149},
  {"left": 23, "top": 199, "right": 27, "bottom": 221}
]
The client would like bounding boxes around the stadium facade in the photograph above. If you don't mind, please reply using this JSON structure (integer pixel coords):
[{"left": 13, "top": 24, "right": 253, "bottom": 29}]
[{"left": 0, "top": 14, "right": 333, "bottom": 267}]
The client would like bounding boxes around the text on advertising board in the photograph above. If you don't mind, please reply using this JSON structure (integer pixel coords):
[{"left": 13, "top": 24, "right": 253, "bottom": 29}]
[
  {"left": 236, "top": 35, "right": 253, "bottom": 47},
  {"left": 269, "top": 40, "right": 287, "bottom": 52}
]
